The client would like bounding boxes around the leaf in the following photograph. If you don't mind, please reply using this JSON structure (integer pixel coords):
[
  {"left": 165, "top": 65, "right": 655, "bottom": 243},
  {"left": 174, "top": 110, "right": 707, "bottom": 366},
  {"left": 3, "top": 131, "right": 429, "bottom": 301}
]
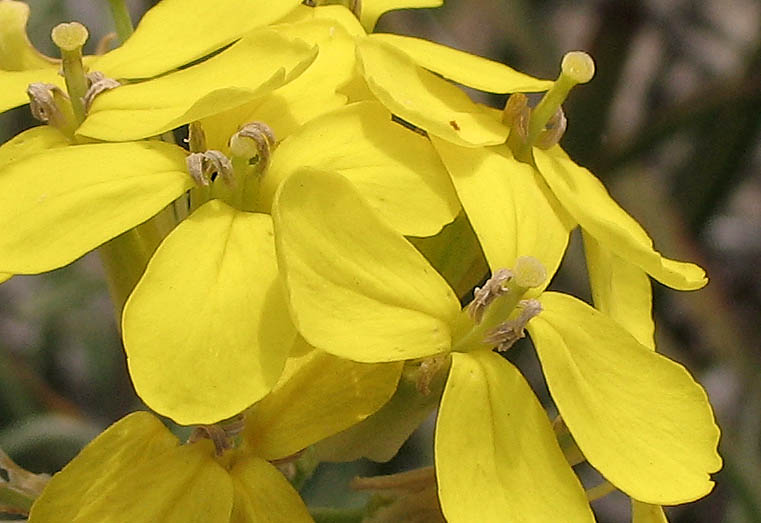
[
  {"left": 79, "top": 29, "right": 318, "bottom": 141},
  {"left": 0, "top": 141, "right": 191, "bottom": 274},
  {"left": 533, "top": 147, "right": 707, "bottom": 290},
  {"left": 528, "top": 292, "right": 722, "bottom": 504},
  {"left": 91, "top": 0, "right": 303, "bottom": 79},
  {"left": 245, "top": 349, "right": 402, "bottom": 459},
  {"left": 357, "top": 38, "right": 509, "bottom": 147},
  {"left": 123, "top": 200, "right": 295, "bottom": 425},
  {"left": 29, "top": 412, "right": 233, "bottom": 523},
  {"left": 263, "top": 101, "right": 460, "bottom": 236},
  {"left": 432, "top": 138, "right": 573, "bottom": 291},
  {"left": 370, "top": 33, "right": 552, "bottom": 93},
  {"left": 273, "top": 168, "right": 460, "bottom": 362},
  {"left": 436, "top": 352, "right": 594, "bottom": 522}
]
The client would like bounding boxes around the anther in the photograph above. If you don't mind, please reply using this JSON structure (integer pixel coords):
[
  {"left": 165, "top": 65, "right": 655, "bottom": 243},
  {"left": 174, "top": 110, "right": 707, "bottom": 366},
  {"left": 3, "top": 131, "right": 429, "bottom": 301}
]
[
  {"left": 83, "top": 71, "right": 120, "bottom": 111},
  {"left": 483, "top": 298, "right": 542, "bottom": 351},
  {"left": 416, "top": 355, "right": 447, "bottom": 396},
  {"left": 27, "top": 83, "right": 65, "bottom": 124},
  {"left": 186, "top": 150, "right": 233, "bottom": 187},
  {"left": 231, "top": 121, "right": 277, "bottom": 172},
  {"left": 26, "top": 82, "right": 76, "bottom": 137},
  {"left": 466, "top": 268, "right": 514, "bottom": 323},
  {"left": 535, "top": 107, "right": 567, "bottom": 149},
  {"left": 186, "top": 122, "right": 207, "bottom": 153},
  {"left": 188, "top": 414, "right": 245, "bottom": 456}
]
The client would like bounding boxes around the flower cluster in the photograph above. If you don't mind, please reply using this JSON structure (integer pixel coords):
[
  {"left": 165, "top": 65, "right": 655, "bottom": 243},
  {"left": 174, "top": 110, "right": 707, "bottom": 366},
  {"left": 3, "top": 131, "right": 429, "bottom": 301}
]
[{"left": 0, "top": 0, "right": 720, "bottom": 521}]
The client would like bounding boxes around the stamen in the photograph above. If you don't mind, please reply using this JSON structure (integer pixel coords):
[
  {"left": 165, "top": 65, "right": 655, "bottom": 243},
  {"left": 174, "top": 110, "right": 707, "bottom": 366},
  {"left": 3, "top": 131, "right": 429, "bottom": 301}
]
[
  {"left": 26, "top": 82, "right": 76, "bottom": 138},
  {"left": 95, "top": 32, "right": 118, "bottom": 55},
  {"left": 466, "top": 268, "right": 513, "bottom": 323},
  {"left": 416, "top": 355, "right": 448, "bottom": 395},
  {"left": 484, "top": 298, "right": 542, "bottom": 351},
  {"left": 27, "top": 83, "right": 65, "bottom": 124},
  {"left": 231, "top": 121, "right": 277, "bottom": 172},
  {"left": 83, "top": 71, "right": 120, "bottom": 111},
  {"left": 186, "top": 122, "right": 207, "bottom": 153},
  {"left": 187, "top": 413, "right": 245, "bottom": 457},
  {"left": 535, "top": 107, "right": 567, "bottom": 149},
  {"left": 186, "top": 150, "right": 233, "bottom": 187}
]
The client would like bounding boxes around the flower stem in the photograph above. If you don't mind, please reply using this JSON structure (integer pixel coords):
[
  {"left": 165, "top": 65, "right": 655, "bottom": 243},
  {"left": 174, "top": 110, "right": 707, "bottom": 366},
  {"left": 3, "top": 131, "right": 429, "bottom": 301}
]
[
  {"left": 585, "top": 481, "right": 617, "bottom": 502},
  {"left": 106, "top": 0, "right": 134, "bottom": 44}
]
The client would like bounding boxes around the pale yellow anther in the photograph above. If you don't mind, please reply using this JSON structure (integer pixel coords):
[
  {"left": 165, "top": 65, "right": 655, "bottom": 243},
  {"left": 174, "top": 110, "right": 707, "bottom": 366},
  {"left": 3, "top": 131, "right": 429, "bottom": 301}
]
[
  {"left": 51, "top": 22, "right": 89, "bottom": 51},
  {"left": 513, "top": 256, "right": 547, "bottom": 289},
  {"left": 561, "top": 51, "right": 595, "bottom": 85}
]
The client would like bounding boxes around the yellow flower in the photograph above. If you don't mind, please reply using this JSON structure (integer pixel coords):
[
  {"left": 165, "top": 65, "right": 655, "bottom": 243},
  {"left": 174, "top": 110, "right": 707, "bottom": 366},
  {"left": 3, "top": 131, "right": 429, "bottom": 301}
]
[
  {"left": 29, "top": 349, "right": 403, "bottom": 522},
  {"left": 272, "top": 168, "right": 721, "bottom": 520}
]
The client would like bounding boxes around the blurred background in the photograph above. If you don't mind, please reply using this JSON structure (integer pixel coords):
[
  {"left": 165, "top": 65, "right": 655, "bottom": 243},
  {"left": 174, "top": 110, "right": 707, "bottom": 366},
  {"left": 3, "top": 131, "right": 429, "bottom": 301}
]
[{"left": 1, "top": 0, "right": 760, "bottom": 521}]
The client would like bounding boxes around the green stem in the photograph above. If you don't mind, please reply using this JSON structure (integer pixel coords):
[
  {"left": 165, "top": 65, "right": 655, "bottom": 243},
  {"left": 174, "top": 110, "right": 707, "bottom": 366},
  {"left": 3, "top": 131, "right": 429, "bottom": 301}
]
[
  {"left": 0, "top": 485, "right": 34, "bottom": 514},
  {"left": 585, "top": 481, "right": 616, "bottom": 502},
  {"left": 98, "top": 228, "right": 154, "bottom": 322},
  {"left": 106, "top": 0, "right": 134, "bottom": 43}
]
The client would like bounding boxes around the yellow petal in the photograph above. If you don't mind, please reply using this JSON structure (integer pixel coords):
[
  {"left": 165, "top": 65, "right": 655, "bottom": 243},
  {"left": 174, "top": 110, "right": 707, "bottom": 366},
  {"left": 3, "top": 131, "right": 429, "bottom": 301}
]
[
  {"left": 91, "top": 0, "right": 302, "bottom": 79},
  {"left": 245, "top": 348, "right": 402, "bottom": 459},
  {"left": 361, "top": 0, "right": 442, "bottom": 32},
  {"left": 632, "top": 500, "right": 669, "bottom": 523},
  {"left": 123, "top": 200, "right": 294, "bottom": 425},
  {"left": 0, "top": 67, "right": 63, "bottom": 113},
  {"left": 0, "top": 126, "right": 68, "bottom": 168},
  {"left": 534, "top": 147, "right": 707, "bottom": 290},
  {"left": 200, "top": 16, "right": 358, "bottom": 151},
  {"left": 583, "top": 232, "right": 654, "bottom": 349},
  {"left": 79, "top": 29, "right": 318, "bottom": 141},
  {"left": 229, "top": 455, "right": 311, "bottom": 523},
  {"left": 0, "top": 1, "right": 56, "bottom": 71},
  {"left": 315, "top": 360, "right": 446, "bottom": 463},
  {"left": 370, "top": 33, "right": 552, "bottom": 93},
  {"left": 29, "top": 412, "right": 233, "bottom": 523},
  {"left": 0, "top": 142, "right": 191, "bottom": 274},
  {"left": 436, "top": 352, "right": 594, "bottom": 522},
  {"left": 0, "top": 273, "right": 10, "bottom": 284},
  {"left": 273, "top": 168, "right": 460, "bottom": 362},
  {"left": 528, "top": 292, "right": 722, "bottom": 504},
  {"left": 357, "top": 38, "right": 509, "bottom": 146},
  {"left": 263, "top": 101, "right": 460, "bottom": 236},
  {"left": 432, "top": 137, "right": 573, "bottom": 289}
]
